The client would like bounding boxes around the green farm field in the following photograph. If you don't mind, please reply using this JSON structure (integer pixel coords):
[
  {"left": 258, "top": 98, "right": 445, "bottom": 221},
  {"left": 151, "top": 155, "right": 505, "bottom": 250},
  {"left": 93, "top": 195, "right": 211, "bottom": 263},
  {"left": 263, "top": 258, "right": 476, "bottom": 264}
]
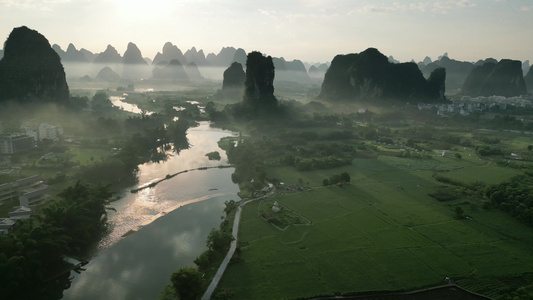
[{"left": 218, "top": 157, "right": 533, "bottom": 299}]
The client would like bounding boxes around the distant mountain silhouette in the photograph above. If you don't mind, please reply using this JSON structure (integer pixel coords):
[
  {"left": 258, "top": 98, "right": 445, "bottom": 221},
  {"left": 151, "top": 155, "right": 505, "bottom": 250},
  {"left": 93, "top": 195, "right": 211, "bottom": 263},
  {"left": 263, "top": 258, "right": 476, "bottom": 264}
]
[
  {"left": 232, "top": 48, "right": 247, "bottom": 66},
  {"left": 206, "top": 47, "right": 237, "bottom": 67},
  {"left": 421, "top": 56, "right": 474, "bottom": 91},
  {"left": 319, "top": 48, "right": 446, "bottom": 102},
  {"left": 80, "top": 48, "right": 96, "bottom": 62},
  {"left": 272, "top": 57, "right": 311, "bottom": 84},
  {"left": 206, "top": 53, "right": 216, "bottom": 65},
  {"left": 152, "top": 42, "right": 187, "bottom": 66},
  {"left": 438, "top": 52, "right": 449, "bottom": 60},
  {"left": 462, "top": 59, "right": 527, "bottom": 97},
  {"left": 79, "top": 75, "right": 92, "bottom": 82},
  {"left": 525, "top": 67, "right": 533, "bottom": 92},
  {"left": 217, "top": 62, "right": 245, "bottom": 99},
  {"left": 388, "top": 56, "right": 400, "bottom": 64},
  {"left": 64, "top": 43, "right": 88, "bottom": 62},
  {"left": 53, "top": 43, "right": 90, "bottom": 63},
  {"left": 308, "top": 65, "right": 319, "bottom": 76},
  {"left": 223, "top": 62, "right": 245, "bottom": 90},
  {"left": 46, "top": 41, "right": 333, "bottom": 84},
  {"left": 185, "top": 62, "right": 203, "bottom": 81},
  {"left": 52, "top": 44, "right": 65, "bottom": 58},
  {"left": 0, "top": 26, "right": 69, "bottom": 104},
  {"left": 96, "top": 66, "right": 120, "bottom": 82},
  {"left": 474, "top": 58, "right": 498, "bottom": 66},
  {"left": 272, "top": 57, "right": 287, "bottom": 72},
  {"left": 523, "top": 60, "right": 530, "bottom": 76},
  {"left": 152, "top": 59, "right": 190, "bottom": 82},
  {"left": 121, "top": 42, "right": 149, "bottom": 80},
  {"left": 184, "top": 47, "right": 208, "bottom": 66},
  {"left": 316, "top": 63, "right": 329, "bottom": 73},
  {"left": 426, "top": 67, "right": 447, "bottom": 99},
  {"left": 123, "top": 42, "right": 147, "bottom": 65},
  {"left": 308, "top": 63, "right": 329, "bottom": 81},
  {"left": 94, "top": 45, "right": 122, "bottom": 64}
]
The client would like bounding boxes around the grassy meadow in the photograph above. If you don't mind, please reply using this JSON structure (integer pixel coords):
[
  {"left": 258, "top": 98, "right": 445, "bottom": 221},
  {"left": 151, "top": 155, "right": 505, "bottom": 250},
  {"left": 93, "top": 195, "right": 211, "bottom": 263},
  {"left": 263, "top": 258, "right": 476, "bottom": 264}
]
[{"left": 218, "top": 156, "right": 533, "bottom": 299}]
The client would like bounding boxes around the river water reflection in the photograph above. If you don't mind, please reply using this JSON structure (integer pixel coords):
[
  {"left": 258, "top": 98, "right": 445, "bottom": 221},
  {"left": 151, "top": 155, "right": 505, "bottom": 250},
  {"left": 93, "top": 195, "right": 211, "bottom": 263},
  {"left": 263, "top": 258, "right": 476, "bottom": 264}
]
[{"left": 62, "top": 121, "right": 240, "bottom": 300}]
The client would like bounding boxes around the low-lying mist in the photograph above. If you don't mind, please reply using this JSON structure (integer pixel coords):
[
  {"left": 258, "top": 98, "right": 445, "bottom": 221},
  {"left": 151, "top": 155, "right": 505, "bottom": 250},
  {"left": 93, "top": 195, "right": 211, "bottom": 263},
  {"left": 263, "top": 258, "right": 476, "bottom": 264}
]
[{"left": 63, "top": 62, "right": 228, "bottom": 81}]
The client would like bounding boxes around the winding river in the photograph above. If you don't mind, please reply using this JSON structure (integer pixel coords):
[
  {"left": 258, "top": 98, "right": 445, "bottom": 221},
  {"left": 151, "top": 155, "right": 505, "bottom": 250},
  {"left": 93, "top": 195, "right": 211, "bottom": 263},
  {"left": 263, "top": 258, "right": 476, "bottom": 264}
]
[{"left": 62, "top": 99, "right": 239, "bottom": 300}]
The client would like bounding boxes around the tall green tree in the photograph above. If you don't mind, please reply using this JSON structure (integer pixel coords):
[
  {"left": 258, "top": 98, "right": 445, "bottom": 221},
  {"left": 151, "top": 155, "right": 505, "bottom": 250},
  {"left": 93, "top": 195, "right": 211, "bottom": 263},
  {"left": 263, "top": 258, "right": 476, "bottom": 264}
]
[
  {"left": 38, "top": 181, "right": 113, "bottom": 255},
  {"left": 91, "top": 90, "right": 113, "bottom": 112},
  {"left": 170, "top": 267, "right": 204, "bottom": 300}
]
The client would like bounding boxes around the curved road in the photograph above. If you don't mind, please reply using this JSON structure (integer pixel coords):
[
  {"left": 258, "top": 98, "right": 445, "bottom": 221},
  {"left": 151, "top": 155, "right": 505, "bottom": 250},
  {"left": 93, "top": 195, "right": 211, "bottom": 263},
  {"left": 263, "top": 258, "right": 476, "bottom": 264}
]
[
  {"left": 201, "top": 192, "right": 272, "bottom": 299},
  {"left": 200, "top": 204, "right": 241, "bottom": 299}
]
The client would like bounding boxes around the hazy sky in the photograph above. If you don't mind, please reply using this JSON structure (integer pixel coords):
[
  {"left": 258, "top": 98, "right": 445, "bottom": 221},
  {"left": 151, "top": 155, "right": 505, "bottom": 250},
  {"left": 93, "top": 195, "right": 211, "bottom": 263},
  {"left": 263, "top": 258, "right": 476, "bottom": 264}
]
[{"left": 1, "top": 0, "right": 532, "bottom": 64}]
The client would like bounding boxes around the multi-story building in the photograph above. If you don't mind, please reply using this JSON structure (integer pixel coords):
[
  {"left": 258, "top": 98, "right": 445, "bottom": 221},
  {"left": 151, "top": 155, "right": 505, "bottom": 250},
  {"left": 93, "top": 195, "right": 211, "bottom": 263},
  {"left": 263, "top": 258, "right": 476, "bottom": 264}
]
[
  {"left": 0, "top": 218, "right": 17, "bottom": 235},
  {"left": 8, "top": 206, "right": 32, "bottom": 220},
  {"left": 21, "top": 120, "right": 39, "bottom": 142},
  {"left": 0, "top": 134, "right": 35, "bottom": 154},
  {"left": 0, "top": 176, "right": 49, "bottom": 234},
  {"left": 39, "top": 122, "right": 64, "bottom": 141},
  {"left": 0, "top": 182, "right": 18, "bottom": 203},
  {"left": 0, "top": 175, "right": 50, "bottom": 206}
]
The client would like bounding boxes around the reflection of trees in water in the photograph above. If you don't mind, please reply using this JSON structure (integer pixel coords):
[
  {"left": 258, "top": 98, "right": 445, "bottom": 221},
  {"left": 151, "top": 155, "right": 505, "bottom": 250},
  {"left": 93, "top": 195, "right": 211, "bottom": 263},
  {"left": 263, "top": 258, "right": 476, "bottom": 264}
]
[
  {"left": 77, "top": 118, "right": 190, "bottom": 188},
  {"left": 128, "top": 117, "right": 190, "bottom": 163},
  {"left": 45, "top": 263, "right": 85, "bottom": 300}
]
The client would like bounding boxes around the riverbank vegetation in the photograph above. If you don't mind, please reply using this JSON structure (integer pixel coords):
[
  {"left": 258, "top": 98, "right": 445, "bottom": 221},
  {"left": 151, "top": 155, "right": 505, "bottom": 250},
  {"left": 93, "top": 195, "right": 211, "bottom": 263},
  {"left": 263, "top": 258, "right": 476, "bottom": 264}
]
[{"left": 159, "top": 199, "right": 238, "bottom": 300}]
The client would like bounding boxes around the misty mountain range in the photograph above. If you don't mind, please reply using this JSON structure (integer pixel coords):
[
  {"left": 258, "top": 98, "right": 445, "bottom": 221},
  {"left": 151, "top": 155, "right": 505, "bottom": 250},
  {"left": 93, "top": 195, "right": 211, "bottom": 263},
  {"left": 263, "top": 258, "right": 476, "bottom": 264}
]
[
  {"left": 42, "top": 42, "right": 319, "bottom": 84},
  {"left": 0, "top": 26, "right": 532, "bottom": 105},
  {"left": 1, "top": 38, "right": 529, "bottom": 90}
]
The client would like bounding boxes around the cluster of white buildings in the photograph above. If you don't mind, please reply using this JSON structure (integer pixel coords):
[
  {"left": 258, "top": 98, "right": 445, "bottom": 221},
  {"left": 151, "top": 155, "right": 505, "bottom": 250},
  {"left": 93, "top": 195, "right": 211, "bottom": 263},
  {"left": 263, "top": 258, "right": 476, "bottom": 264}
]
[
  {"left": 22, "top": 120, "right": 64, "bottom": 143},
  {"left": 0, "top": 121, "right": 63, "bottom": 155},
  {"left": 417, "top": 95, "right": 533, "bottom": 117},
  {"left": 0, "top": 175, "right": 50, "bottom": 234},
  {"left": 0, "top": 120, "right": 62, "bottom": 233}
]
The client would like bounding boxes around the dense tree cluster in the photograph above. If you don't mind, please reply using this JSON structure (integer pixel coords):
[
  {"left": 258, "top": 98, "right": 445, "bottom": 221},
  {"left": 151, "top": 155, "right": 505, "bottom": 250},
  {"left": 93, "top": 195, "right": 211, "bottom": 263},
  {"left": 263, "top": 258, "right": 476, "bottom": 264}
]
[
  {"left": 91, "top": 90, "right": 114, "bottom": 112},
  {"left": 485, "top": 173, "right": 533, "bottom": 226},
  {"left": 71, "top": 93, "right": 190, "bottom": 187},
  {"left": 226, "top": 138, "right": 267, "bottom": 190},
  {"left": 434, "top": 172, "right": 533, "bottom": 227},
  {"left": 295, "top": 156, "right": 353, "bottom": 171},
  {"left": 78, "top": 117, "right": 189, "bottom": 186},
  {"left": 475, "top": 145, "right": 503, "bottom": 157},
  {"left": 322, "top": 172, "right": 351, "bottom": 186},
  {"left": 0, "top": 182, "right": 113, "bottom": 299},
  {"left": 170, "top": 267, "right": 204, "bottom": 300}
]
